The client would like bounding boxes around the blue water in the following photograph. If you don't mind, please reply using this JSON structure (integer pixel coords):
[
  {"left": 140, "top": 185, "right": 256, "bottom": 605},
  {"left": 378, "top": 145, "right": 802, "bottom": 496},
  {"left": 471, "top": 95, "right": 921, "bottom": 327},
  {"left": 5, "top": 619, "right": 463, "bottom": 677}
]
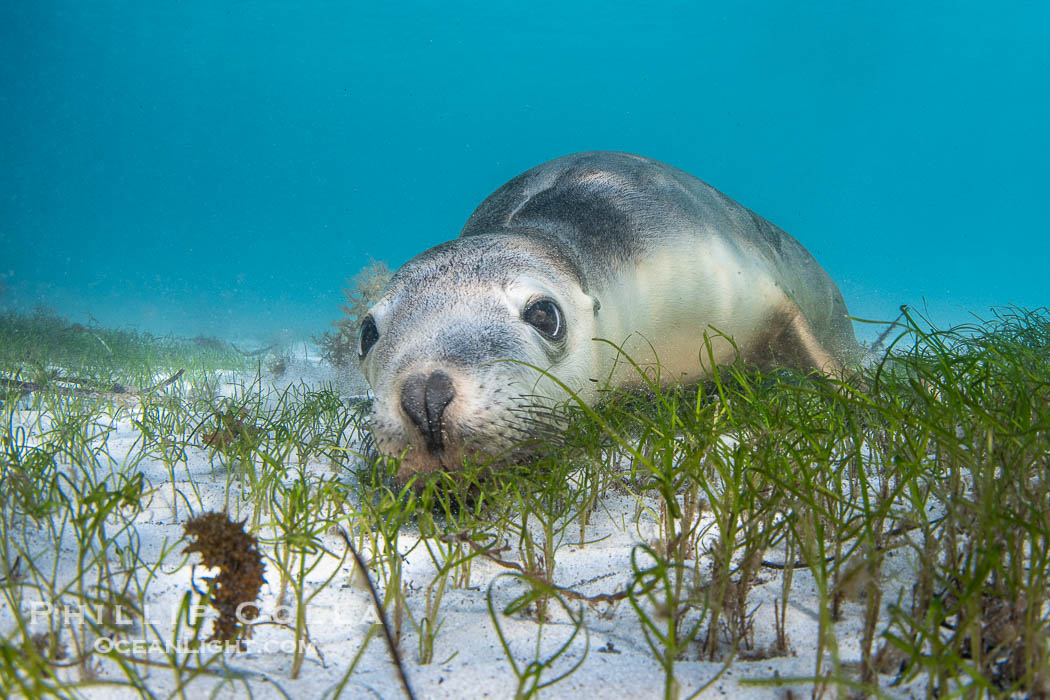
[{"left": 2, "top": 2, "right": 1047, "bottom": 342}]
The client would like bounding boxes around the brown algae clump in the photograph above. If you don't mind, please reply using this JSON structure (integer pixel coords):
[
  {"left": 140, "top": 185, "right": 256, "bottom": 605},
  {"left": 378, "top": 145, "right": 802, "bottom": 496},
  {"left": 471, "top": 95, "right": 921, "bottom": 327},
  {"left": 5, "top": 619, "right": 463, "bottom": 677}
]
[{"left": 183, "top": 512, "right": 265, "bottom": 644}]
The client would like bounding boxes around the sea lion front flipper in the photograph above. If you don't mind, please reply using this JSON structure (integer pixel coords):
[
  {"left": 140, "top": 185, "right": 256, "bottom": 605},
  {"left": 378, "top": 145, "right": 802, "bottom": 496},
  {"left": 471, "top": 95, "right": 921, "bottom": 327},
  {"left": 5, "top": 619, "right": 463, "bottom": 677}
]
[{"left": 763, "top": 301, "right": 844, "bottom": 376}]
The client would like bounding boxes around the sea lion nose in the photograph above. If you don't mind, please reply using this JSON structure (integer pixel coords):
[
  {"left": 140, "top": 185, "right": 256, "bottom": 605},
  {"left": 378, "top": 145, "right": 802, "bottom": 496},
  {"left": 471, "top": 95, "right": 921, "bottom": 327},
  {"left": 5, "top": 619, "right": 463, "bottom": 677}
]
[{"left": 399, "top": 370, "right": 455, "bottom": 454}]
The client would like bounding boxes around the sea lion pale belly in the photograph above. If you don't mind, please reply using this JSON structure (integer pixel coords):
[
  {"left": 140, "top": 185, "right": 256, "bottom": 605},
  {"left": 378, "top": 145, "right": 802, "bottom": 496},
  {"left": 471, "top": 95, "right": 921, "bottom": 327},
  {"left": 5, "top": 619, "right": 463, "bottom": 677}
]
[{"left": 358, "top": 151, "right": 859, "bottom": 480}]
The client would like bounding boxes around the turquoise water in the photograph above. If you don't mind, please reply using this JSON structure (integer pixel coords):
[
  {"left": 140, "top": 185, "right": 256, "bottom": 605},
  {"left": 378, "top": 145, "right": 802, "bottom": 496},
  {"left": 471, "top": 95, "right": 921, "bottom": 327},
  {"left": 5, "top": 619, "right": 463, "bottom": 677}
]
[{"left": 2, "top": 2, "right": 1047, "bottom": 342}]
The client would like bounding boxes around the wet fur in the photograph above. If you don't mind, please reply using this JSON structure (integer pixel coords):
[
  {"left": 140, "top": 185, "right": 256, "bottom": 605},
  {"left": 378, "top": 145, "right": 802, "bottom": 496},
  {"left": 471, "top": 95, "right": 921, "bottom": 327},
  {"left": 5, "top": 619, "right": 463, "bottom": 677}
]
[{"left": 359, "top": 151, "right": 860, "bottom": 480}]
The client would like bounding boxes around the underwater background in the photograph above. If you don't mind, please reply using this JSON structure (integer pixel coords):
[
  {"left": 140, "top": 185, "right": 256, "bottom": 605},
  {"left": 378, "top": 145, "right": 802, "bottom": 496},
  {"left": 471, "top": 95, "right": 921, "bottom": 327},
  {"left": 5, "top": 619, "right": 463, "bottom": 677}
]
[{"left": 2, "top": 1, "right": 1047, "bottom": 344}]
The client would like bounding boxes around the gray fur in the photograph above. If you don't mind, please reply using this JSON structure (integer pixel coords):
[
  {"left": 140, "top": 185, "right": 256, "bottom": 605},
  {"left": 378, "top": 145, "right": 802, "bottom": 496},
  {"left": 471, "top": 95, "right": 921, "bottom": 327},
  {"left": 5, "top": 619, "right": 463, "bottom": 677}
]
[
  {"left": 461, "top": 151, "right": 856, "bottom": 359},
  {"left": 359, "top": 151, "right": 859, "bottom": 479}
]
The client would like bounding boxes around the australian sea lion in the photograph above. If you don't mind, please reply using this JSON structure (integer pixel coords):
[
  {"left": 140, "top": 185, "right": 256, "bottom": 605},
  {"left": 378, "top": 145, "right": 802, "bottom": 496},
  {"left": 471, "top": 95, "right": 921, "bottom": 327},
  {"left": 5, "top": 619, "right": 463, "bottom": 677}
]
[{"left": 357, "top": 151, "right": 859, "bottom": 479}]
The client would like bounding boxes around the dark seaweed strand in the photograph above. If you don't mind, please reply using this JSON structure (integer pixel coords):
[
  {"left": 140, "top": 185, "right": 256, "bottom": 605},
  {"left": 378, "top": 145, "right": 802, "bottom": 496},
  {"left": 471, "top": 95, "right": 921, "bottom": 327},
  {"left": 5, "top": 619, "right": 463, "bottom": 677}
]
[{"left": 337, "top": 528, "right": 416, "bottom": 700}]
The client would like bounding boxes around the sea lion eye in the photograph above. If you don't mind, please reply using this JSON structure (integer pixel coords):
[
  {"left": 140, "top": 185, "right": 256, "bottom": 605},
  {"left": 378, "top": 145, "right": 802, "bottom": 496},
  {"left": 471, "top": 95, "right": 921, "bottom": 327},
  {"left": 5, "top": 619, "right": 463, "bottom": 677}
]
[
  {"left": 358, "top": 316, "right": 379, "bottom": 359},
  {"left": 522, "top": 299, "right": 564, "bottom": 340}
]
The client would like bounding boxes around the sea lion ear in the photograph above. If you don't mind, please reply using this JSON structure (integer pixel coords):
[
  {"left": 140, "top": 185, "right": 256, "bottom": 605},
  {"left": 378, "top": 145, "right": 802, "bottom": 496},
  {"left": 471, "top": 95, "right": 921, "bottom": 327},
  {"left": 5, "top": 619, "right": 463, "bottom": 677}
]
[{"left": 592, "top": 297, "right": 601, "bottom": 314}]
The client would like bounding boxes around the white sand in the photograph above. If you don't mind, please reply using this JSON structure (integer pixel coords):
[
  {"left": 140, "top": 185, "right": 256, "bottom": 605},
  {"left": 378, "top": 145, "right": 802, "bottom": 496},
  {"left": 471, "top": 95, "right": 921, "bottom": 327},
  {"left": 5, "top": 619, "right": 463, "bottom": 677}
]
[{"left": 1, "top": 360, "right": 930, "bottom": 699}]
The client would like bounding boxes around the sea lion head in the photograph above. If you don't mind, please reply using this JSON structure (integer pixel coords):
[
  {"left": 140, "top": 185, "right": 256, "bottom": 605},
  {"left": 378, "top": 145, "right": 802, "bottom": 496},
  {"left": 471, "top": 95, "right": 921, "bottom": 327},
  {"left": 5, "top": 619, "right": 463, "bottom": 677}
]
[{"left": 357, "top": 233, "right": 600, "bottom": 481}]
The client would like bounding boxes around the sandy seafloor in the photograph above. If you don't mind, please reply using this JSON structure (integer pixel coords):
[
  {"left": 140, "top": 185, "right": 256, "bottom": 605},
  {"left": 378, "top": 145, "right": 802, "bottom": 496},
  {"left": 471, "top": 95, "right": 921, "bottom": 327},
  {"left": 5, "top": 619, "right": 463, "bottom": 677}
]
[{"left": 2, "top": 347, "right": 934, "bottom": 699}]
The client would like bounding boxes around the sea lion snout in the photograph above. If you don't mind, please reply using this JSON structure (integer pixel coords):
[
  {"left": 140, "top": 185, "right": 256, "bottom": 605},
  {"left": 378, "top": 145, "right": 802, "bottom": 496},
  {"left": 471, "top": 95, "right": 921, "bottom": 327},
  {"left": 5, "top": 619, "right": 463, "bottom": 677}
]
[{"left": 399, "top": 370, "right": 456, "bottom": 455}]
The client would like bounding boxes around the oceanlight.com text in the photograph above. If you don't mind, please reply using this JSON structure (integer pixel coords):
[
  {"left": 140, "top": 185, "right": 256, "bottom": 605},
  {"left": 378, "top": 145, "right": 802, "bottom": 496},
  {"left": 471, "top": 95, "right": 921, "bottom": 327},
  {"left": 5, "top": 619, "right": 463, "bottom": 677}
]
[{"left": 93, "top": 638, "right": 309, "bottom": 655}]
